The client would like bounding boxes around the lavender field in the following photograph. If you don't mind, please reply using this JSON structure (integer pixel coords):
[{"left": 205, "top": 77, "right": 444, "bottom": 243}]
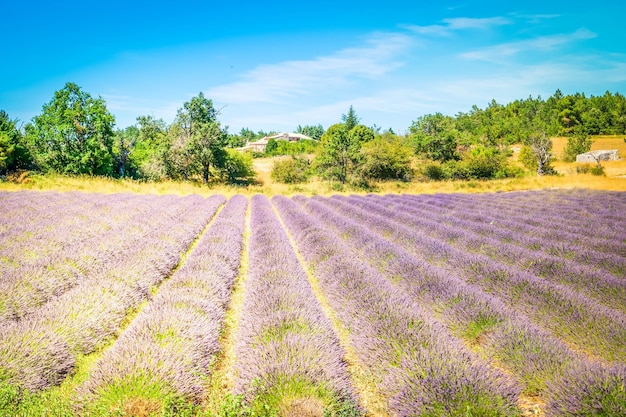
[{"left": 1, "top": 189, "right": 625, "bottom": 416}]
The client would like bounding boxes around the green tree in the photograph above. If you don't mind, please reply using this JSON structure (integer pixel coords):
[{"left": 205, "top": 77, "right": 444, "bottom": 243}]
[
  {"left": 341, "top": 106, "right": 360, "bottom": 131},
  {"left": 166, "top": 92, "right": 227, "bottom": 183},
  {"left": 223, "top": 149, "right": 255, "bottom": 184},
  {"left": 133, "top": 115, "right": 169, "bottom": 179},
  {"left": 458, "top": 145, "right": 509, "bottom": 179},
  {"left": 349, "top": 124, "right": 375, "bottom": 144},
  {"left": 409, "top": 113, "right": 459, "bottom": 162},
  {"left": 25, "top": 82, "right": 115, "bottom": 175},
  {"left": 563, "top": 125, "right": 593, "bottom": 162},
  {"left": 112, "top": 126, "right": 139, "bottom": 177},
  {"left": 265, "top": 138, "right": 278, "bottom": 155},
  {"left": 0, "top": 111, "right": 30, "bottom": 174},
  {"left": 187, "top": 120, "right": 227, "bottom": 183},
  {"left": 296, "top": 124, "right": 325, "bottom": 141},
  {"left": 314, "top": 123, "right": 360, "bottom": 183},
  {"left": 357, "top": 135, "right": 413, "bottom": 181}
]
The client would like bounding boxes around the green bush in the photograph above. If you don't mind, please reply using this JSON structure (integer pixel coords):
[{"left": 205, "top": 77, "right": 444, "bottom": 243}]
[
  {"left": 422, "top": 163, "right": 445, "bottom": 181},
  {"left": 357, "top": 136, "right": 413, "bottom": 181},
  {"left": 518, "top": 146, "right": 537, "bottom": 171},
  {"left": 422, "top": 147, "right": 521, "bottom": 181},
  {"left": 576, "top": 163, "right": 605, "bottom": 176},
  {"left": 271, "top": 156, "right": 312, "bottom": 184},
  {"left": 224, "top": 149, "right": 256, "bottom": 184},
  {"left": 563, "top": 128, "right": 593, "bottom": 162},
  {"left": 459, "top": 146, "right": 507, "bottom": 179}
]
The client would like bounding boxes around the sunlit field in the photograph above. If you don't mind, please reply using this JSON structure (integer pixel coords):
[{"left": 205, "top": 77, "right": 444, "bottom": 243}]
[
  {"left": 1, "top": 135, "right": 625, "bottom": 416},
  {"left": 1, "top": 189, "right": 625, "bottom": 416}
]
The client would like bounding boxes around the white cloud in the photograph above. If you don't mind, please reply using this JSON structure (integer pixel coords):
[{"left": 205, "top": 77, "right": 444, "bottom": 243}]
[
  {"left": 442, "top": 16, "right": 512, "bottom": 29},
  {"left": 405, "top": 16, "right": 511, "bottom": 37},
  {"left": 460, "top": 28, "right": 597, "bottom": 62},
  {"left": 206, "top": 32, "right": 413, "bottom": 105}
]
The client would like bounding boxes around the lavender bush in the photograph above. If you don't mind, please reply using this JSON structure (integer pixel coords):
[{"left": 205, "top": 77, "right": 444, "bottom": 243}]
[
  {"left": 0, "top": 192, "right": 225, "bottom": 392},
  {"left": 273, "top": 195, "right": 520, "bottom": 416},
  {"left": 545, "top": 362, "right": 626, "bottom": 416},
  {"left": 77, "top": 195, "right": 247, "bottom": 413},
  {"left": 233, "top": 194, "right": 359, "bottom": 415},
  {"left": 294, "top": 195, "right": 579, "bottom": 396},
  {"left": 318, "top": 194, "right": 626, "bottom": 363}
]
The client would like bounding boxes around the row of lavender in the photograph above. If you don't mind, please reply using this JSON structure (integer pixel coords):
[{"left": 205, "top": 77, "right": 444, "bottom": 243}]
[
  {"left": 383, "top": 193, "right": 626, "bottom": 278},
  {"left": 0, "top": 191, "right": 225, "bottom": 391},
  {"left": 285, "top": 190, "right": 625, "bottom": 415},
  {"left": 403, "top": 190, "right": 626, "bottom": 257},
  {"left": 233, "top": 195, "right": 358, "bottom": 414},
  {"left": 273, "top": 195, "right": 521, "bottom": 416},
  {"left": 322, "top": 194, "right": 626, "bottom": 363},
  {"left": 0, "top": 191, "right": 213, "bottom": 324},
  {"left": 76, "top": 195, "right": 248, "bottom": 413},
  {"left": 2, "top": 189, "right": 623, "bottom": 415}
]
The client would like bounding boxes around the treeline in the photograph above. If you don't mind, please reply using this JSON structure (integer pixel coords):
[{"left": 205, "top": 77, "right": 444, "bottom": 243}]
[
  {"left": 0, "top": 83, "right": 254, "bottom": 183},
  {"left": 1, "top": 83, "right": 625, "bottom": 184}
]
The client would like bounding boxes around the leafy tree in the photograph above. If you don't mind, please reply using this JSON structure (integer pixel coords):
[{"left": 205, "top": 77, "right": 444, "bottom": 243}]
[
  {"left": 357, "top": 135, "right": 413, "bottom": 181},
  {"left": 25, "top": 82, "right": 115, "bottom": 175},
  {"left": 409, "top": 113, "right": 459, "bottom": 162},
  {"left": 112, "top": 126, "right": 139, "bottom": 177},
  {"left": 341, "top": 106, "right": 360, "bottom": 131},
  {"left": 223, "top": 149, "right": 255, "bottom": 184},
  {"left": 563, "top": 125, "right": 593, "bottom": 162},
  {"left": 0, "top": 130, "right": 13, "bottom": 174},
  {"left": 165, "top": 92, "right": 227, "bottom": 183},
  {"left": 349, "top": 124, "right": 375, "bottom": 144},
  {"left": 133, "top": 115, "right": 169, "bottom": 179},
  {"left": 187, "top": 120, "right": 227, "bottom": 183},
  {"left": 0, "top": 111, "right": 30, "bottom": 174},
  {"left": 265, "top": 138, "right": 278, "bottom": 155},
  {"left": 458, "top": 145, "right": 509, "bottom": 179},
  {"left": 314, "top": 123, "right": 360, "bottom": 183},
  {"left": 296, "top": 124, "right": 325, "bottom": 141}
]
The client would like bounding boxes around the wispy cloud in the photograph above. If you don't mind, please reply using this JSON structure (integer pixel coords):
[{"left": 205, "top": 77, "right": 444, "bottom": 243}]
[
  {"left": 405, "top": 16, "right": 511, "bottom": 36},
  {"left": 460, "top": 28, "right": 597, "bottom": 61},
  {"left": 206, "top": 32, "right": 412, "bottom": 105},
  {"left": 442, "top": 16, "right": 512, "bottom": 29}
]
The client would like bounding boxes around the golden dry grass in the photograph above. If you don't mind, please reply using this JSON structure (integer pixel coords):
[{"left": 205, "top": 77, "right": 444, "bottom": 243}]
[
  {"left": 2, "top": 135, "right": 625, "bottom": 197},
  {"left": 552, "top": 135, "right": 626, "bottom": 178}
]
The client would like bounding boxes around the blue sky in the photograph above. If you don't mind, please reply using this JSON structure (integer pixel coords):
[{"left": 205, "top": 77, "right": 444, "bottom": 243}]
[{"left": 2, "top": 1, "right": 625, "bottom": 134}]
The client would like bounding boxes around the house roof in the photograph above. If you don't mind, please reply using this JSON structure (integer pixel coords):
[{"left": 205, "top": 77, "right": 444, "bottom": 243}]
[{"left": 264, "top": 132, "right": 314, "bottom": 141}]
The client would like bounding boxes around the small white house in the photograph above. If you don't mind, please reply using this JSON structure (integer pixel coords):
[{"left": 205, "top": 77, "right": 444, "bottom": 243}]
[{"left": 238, "top": 132, "right": 314, "bottom": 153}]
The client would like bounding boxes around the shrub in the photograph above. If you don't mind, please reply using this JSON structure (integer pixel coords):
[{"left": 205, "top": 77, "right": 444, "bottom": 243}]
[
  {"left": 518, "top": 145, "right": 537, "bottom": 171},
  {"left": 576, "top": 163, "right": 605, "bottom": 176},
  {"left": 224, "top": 149, "right": 256, "bottom": 184},
  {"left": 271, "top": 156, "right": 311, "bottom": 184},
  {"left": 459, "top": 146, "right": 507, "bottom": 179},
  {"left": 422, "top": 147, "right": 522, "bottom": 181},
  {"left": 563, "top": 128, "right": 593, "bottom": 162},
  {"left": 357, "top": 136, "right": 413, "bottom": 181},
  {"left": 422, "top": 163, "right": 445, "bottom": 181}
]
